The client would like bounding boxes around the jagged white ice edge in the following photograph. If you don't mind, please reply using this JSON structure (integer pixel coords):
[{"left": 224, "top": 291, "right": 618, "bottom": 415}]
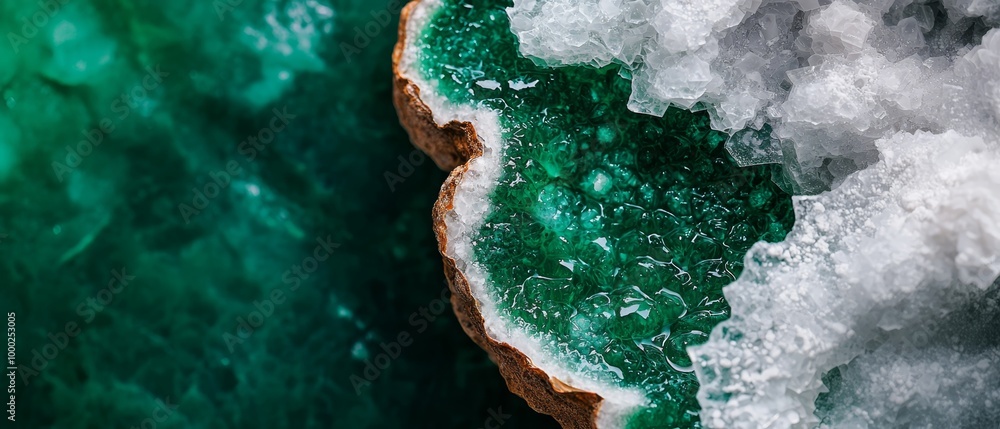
[
  {"left": 399, "top": 1, "right": 646, "bottom": 427},
  {"left": 508, "top": 0, "right": 1000, "bottom": 191},
  {"left": 689, "top": 130, "right": 1000, "bottom": 429}
]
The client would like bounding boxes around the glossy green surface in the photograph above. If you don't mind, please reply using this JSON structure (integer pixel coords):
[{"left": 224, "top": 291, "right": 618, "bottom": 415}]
[{"left": 417, "top": 1, "right": 795, "bottom": 426}]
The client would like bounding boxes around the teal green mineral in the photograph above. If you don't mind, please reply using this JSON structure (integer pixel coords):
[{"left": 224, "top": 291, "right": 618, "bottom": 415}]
[
  {"left": 416, "top": 0, "right": 795, "bottom": 427},
  {"left": 0, "top": 0, "right": 557, "bottom": 427}
]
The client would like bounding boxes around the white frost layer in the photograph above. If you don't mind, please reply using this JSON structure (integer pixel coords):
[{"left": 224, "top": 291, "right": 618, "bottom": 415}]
[
  {"left": 817, "top": 303, "right": 1000, "bottom": 428},
  {"left": 400, "top": 1, "right": 645, "bottom": 427},
  {"left": 690, "top": 130, "right": 1000, "bottom": 429},
  {"left": 509, "top": 0, "right": 1000, "bottom": 191}
]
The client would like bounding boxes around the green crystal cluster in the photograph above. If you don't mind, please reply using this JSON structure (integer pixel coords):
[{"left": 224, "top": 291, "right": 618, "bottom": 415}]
[{"left": 417, "top": 1, "right": 795, "bottom": 426}]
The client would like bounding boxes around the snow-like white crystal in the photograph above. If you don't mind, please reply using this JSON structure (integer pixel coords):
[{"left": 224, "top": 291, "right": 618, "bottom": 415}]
[
  {"left": 691, "top": 130, "right": 1000, "bottom": 428},
  {"left": 509, "top": 0, "right": 1000, "bottom": 191},
  {"left": 806, "top": 1, "right": 874, "bottom": 55}
]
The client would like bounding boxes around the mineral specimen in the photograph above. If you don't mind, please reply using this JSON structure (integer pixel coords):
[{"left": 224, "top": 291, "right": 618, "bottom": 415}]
[
  {"left": 397, "top": 0, "right": 1000, "bottom": 428},
  {"left": 395, "top": 0, "right": 793, "bottom": 427}
]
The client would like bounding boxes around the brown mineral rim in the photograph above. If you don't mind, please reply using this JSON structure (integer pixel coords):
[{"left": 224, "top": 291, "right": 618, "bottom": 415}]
[{"left": 390, "top": 1, "right": 605, "bottom": 428}]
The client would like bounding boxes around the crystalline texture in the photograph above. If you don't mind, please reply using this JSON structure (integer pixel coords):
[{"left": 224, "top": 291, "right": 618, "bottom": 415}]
[
  {"left": 691, "top": 130, "right": 1000, "bottom": 428},
  {"left": 426, "top": 0, "right": 1000, "bottom": 427},
  {"left": 509, "top": 0, "right": 1000, "bottom": 192},
  {"left": 410, "top": 0, "right": 795, "bottom": 427}
]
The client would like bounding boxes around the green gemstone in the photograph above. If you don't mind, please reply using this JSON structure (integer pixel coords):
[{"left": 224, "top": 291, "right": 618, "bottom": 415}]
[{"left": 417, "top": 0, "right": 795, "bottom": 427}]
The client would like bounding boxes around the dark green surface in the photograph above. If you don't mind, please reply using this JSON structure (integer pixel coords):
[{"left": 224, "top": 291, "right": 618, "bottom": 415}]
[
  {"left": 416, "top": 1, "right": 794, "bottom": 427},
  {"left": 0, "top": 0, "right": 556, "bottom": 428}
]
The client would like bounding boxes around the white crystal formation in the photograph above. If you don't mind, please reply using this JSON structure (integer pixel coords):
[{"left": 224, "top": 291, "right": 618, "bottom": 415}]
[
  {"left": 692, "top": 130, "right": 1000, "bottom": 428},
  {"left": 508, "top": 0, "right": 1000, "bottom": 191}
]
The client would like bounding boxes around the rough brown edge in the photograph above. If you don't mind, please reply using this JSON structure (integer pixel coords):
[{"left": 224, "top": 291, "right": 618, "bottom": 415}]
[{"left": 391, "top": 1, "right": 603, "bottom": 428}]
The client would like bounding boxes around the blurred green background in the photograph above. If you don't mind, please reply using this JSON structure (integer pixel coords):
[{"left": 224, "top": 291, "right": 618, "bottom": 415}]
[{"left": 0, "top": 0, "right": 557, "bottom": 427}]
